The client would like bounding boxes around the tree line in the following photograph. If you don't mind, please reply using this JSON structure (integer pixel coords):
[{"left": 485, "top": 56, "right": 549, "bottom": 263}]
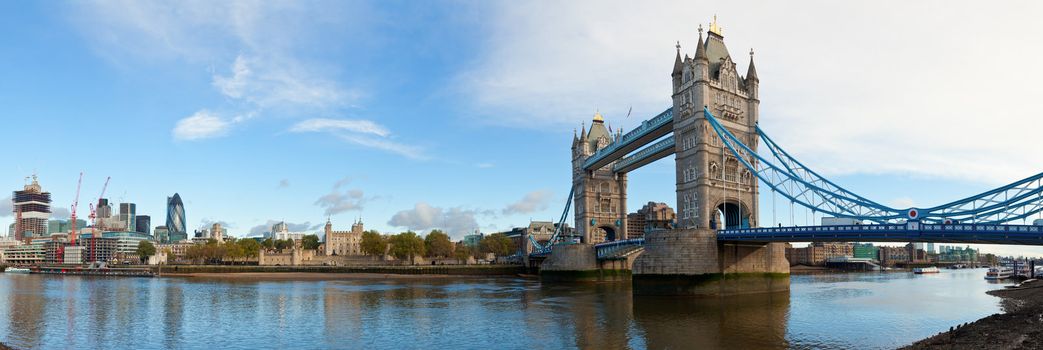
[
  {"left": 139, "top": 230, "right": 516, "bottom": 265},
  {"left": 360, "top": 230, "right": 513, "bottom": 261}
]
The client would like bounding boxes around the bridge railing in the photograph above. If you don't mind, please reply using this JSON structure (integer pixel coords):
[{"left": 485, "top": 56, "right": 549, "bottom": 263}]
[
  {"left": 582, "top": 108, "right": 673, "bottom": 170},
  {"left": 718, "top": 223, "right": 1043, "bottom": 241},
  {"left": 595, "top": 238, "right": 645, "bottom": 259},
  {"left": 719, "top": 224, "right": 906, "bottom": 235}
]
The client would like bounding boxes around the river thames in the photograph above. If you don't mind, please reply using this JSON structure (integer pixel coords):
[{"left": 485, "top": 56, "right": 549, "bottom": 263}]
[{"left": 0, "top": 269, "right": 1010, "bottom": 349}]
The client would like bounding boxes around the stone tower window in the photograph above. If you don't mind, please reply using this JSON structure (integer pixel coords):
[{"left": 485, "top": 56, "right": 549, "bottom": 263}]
[{"left": 725, "top": 158, "right": 739, "bottom": 182}]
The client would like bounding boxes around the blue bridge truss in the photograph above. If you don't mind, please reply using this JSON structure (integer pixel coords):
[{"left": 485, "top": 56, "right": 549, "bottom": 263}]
[{"left": 538, "top": 106, "right": 1043, "bottom": 255}]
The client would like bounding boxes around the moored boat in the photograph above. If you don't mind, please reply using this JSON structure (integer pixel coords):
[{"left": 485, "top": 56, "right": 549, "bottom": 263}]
[
  {"left": 913, "top": 266, "right": 940, "bottom": 274},
  {"left": 4, "top": 267, "right": 31, "bottom": 274},
  {"left": 985, "top": 266, "right": 1014, "bottom": 280}
]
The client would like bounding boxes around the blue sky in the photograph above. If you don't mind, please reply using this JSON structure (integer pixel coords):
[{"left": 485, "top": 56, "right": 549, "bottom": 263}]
[{"left": 2, "top": 1, "right": 1043, "bottom": 256}]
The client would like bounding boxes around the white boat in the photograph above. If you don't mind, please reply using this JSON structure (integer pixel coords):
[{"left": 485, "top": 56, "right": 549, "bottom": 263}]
[
  {"left": 985, "top": 266, "right": 1014, "bottom": 280},
  {"left": 913, "top": 266, "right": 940, "bottom": 274},
  {"left": 4, "top": 267, "right": 30, "bottom": 274}
]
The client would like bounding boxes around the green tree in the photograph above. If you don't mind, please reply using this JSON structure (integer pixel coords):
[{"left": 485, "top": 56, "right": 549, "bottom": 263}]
[
  {"left": 185, "top": 244, "right": 205, "bottom": 264},
  {"left": 225, "top": 241, "right": 244, "bottom": 264},
  {"left": 238, "top": 239, "right": 261, "bottom": 261},
  {"left": 275, "top": 239, "right": 293, "bottom": 251},
  {"left": 361, "top": 230, "right": 386, "bottom": 256},
  {"left": 424, "top": 230, "right": 453, "bottom": 258},
  {"left": 261, "top": 238, "right": 275, "bottom": 250},
  {"left": 136, "top": 240, "right": 157, "bottom": 264},
  {"left": 302, "top": 234, "right": 321, "bottom": 250},
  {"left": 390, "top": 231, "right": 425, "bottom": 262},
  {"left": 479, "top": 233, "right": 512, "bottom": 257},
  {"left": 453, "top": 243, "right": 472, "bottom": 261}
]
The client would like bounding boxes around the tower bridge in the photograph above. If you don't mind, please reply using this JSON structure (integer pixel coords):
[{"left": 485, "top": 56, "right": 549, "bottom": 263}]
[{"left": 536, "top": 18, "right": 1043, "bottom": 296}]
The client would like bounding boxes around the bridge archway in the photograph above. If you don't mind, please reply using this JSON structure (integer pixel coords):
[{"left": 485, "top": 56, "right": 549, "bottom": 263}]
[
  {"left": 592, "top": 226, "right": 619, "bottom": 242},
  {"left": 714, "top": 201, "right": 751, "bottom": 230}
]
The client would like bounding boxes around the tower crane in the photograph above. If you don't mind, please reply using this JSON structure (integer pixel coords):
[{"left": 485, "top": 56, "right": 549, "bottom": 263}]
[
  {"left": 88, "top": 176, "right": 111, "bottom": 235},
  {"left": 69, "top": 172, "right": 83, "bottom": 245},
  {"left": 87, "top": 177, "right": 110, "bottom": 263}
]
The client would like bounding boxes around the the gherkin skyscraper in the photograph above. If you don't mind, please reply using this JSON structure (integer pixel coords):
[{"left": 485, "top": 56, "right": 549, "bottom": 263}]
[{"left": 166, "top": 193, "right": 186, "bottom": 240}]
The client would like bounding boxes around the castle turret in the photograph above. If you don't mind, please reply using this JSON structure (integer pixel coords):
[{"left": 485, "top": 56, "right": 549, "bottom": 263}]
[{"left": 672, "top": 42, "right": 683, "bottom": 89}]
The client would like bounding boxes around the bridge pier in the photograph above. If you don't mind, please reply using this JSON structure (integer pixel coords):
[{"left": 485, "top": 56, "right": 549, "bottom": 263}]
[
  {"left": 632, "top": 229, "right": 789, "bottom": 296},
  {"left": 539, "top": 244, "right": 634, "bottom": 282}
]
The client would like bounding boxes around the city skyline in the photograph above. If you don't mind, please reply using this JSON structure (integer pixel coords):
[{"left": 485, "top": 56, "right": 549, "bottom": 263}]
[{"left": 2, "top": 2, "right": 1043, "bottom": 257}]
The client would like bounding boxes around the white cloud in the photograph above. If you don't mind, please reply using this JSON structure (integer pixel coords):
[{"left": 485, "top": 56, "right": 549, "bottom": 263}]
[
  {"left": 289, "top": 118, "right": 427, "bottom": 160},
  {"left": 198, "top": 218, "right": 232, "bottom": 230},
  {"left": 334, "top": 176, "right": 352, "bottom": 189},
  {"left": 290, "top": 118, "right": 390, "bottom": 137},
  {"left": 51, "top": 208, "right": 71, "bottom": 220},
  {"left": 335, "top": 134, "right": 427, "bottom": 160},
  {"left": 278, "top": 179, "right": 290, "bottom": 188},
  {"left": 0, "top": 196, "right": 10, "bottom": 217},
  {"left": 475, "top": 162, "right": 495, "bottom": 169},
  {"left": 890, "top": 197, "right": 916, "bottom": 209},
  {"left": 459, "top": 2, "right": 1043, "bottom": 186},
  {"left": 248, "top": 220, "right": 318, "bottom": 237},
  {"left": 212, "top": 55, "right": 356, "bottom": 111},
  {"left": 173, "top": 110, "right": 230, "bottom": 141},
  {"left": 503, "top": 190, "right": 553, "bottom": 215},
  {"left": 71, "top": 2, "right": 366, "bottom": 141},
  {"left": 387, "top": 202, "right": 483, "bottom": 237},
  {"left": 315, "top": 188, "right": 367, "bottom": 216}
]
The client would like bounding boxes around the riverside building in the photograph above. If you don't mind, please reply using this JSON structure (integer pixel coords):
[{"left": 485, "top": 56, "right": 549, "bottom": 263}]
[{"left": 12, "top": 175, "right": 52, "bottom": 242}]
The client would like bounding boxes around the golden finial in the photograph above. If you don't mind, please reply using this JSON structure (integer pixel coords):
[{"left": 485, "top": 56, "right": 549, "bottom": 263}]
[
  {"left": 709, "top": 15, "right": 722, "bottom": 35},
  {"left": 593, "top": 109, "right": 604, "bottom": 122}
]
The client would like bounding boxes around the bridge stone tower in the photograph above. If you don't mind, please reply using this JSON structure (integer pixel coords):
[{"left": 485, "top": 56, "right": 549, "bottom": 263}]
[
  {"left": 632, "top": 19, "right": 788, "bottom": 296},
  {"left": 572, "top": 113, "right": 628, "bottom": 244},
  {"left": 672, "top": 23, "right": 759, "bottom": 230}
]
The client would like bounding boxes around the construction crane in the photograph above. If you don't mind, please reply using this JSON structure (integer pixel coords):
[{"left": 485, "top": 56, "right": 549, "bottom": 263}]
[
  {"left": 87, "top": 177, "right": 110, "bottom": 263},
  {"left": 88, "top": 176, "right": 111, "bottom": 234},
  {"left": 69, "top": 172, "right": 83, "bottom": 245}
]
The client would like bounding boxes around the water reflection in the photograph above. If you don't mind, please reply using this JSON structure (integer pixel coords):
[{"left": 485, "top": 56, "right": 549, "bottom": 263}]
[
  {"left": 0, "top": 269, "right": 1012, "bottom": 350},
  {"left": 634, "top": 292, "right": 790, "bottom": 349}
]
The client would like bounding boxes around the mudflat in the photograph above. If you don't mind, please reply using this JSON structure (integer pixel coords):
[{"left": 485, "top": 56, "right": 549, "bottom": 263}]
[{"left": 902, "top": 279, "right": 1043, "bottom": 349}]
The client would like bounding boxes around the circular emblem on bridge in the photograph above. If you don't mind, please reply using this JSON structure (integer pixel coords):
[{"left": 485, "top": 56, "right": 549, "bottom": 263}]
[{"left": 907, "top": 208, "right": 920, "bottom": 220}]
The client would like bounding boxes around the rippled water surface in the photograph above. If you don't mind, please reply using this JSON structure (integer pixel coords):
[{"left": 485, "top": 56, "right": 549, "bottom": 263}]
[{"left": 0, "top": 268, "right": 1011, "bottom": 349}]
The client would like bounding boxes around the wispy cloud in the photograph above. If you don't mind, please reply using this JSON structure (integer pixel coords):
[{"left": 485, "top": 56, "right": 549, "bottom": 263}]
[
  {"left": 70, "top": 2, "right": 367, "bottom": 141},
  {"left": 212, "top": 55, "right": 358, "bottom": 111},
  {"left": 0, "top": 196, "right": 11, "bottom": 217},
  {"left": 173, "top": 110, "right": 230, "bottom": 141},
  {"left": 277, "top": 179, "right": 290, "bottom": 188},
  {"left": 52, "top": 208, "right": 71, "bottom": 220},
  {"left": 290, "top": 118, "right": 426, "bottom": 160},
  {"left": 247, "top": 220, "right": 319, "bottom": 237},
  {"left": 503, "top": 190, "right": 553, "bottom": 215},
  {"left": 290, "top": 118, "right": 389, "bottom": 137},
  {"left": 314, "top": 178, "right": 369, "bottom": 216}
]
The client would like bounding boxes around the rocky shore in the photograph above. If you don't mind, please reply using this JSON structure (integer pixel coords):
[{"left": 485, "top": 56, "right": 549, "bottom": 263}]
[{"left": 902, "top": 279, "right": 1043, "bottom": 349}]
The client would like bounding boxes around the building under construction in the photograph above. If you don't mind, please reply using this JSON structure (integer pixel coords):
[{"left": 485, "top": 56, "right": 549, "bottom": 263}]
[{"left": 13, "top": 175, "right": 51, "bottom": 242}]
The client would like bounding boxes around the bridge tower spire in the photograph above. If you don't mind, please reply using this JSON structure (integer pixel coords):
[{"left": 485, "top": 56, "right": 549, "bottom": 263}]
[
  {"left": 572, "top": 111, "right": 628, "bottom": 244},
  {"left": 672, "top": 17, "right": 760, "bottom": 230}
]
